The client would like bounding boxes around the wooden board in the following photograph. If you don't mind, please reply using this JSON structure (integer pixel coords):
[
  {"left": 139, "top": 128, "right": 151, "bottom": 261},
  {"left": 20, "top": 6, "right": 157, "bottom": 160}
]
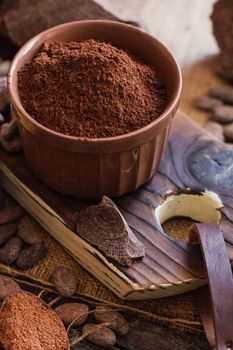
[{"left": 1, "top": 110, "right": 233, "bottom": 300}]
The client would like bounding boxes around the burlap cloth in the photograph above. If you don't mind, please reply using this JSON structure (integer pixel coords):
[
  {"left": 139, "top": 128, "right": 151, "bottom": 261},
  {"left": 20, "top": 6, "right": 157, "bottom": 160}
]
[{"left": 0, "top": 212, "right": 203, "bottom": 336}]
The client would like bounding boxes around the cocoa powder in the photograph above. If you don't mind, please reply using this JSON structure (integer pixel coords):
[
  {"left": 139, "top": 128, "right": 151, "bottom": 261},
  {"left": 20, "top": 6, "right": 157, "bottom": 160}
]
[{"left": 18, "top": 40, "right": 167, "bottom": 138}]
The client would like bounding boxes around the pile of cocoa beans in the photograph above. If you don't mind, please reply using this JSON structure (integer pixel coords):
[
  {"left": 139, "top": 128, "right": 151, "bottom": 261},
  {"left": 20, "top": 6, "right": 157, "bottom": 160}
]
[
  {"left": 0, "top": 189, "right": 47, "bottom": 269},
  {"left": 0, "top": 270, "right": 130, "bottom": 349},
  {"left": 0, "top": 58, "right": 21, "bottom": 153},
  {"left": 195, "top": 85, "right": 233, "bottom": 145}
]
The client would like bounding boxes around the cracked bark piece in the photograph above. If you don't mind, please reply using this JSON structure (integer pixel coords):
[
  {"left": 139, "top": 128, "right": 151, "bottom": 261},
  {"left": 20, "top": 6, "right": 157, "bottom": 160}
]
[
  {"left": 76, "top": 196, "right": 145, "bottom": 267},
  {"left": 0, "top": 197, "right": 24, "bottom": 224}
]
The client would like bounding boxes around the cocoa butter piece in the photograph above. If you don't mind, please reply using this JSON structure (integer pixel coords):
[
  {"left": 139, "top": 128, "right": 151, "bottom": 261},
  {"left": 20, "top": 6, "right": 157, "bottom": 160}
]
[
  {"left": 204, "top": 121, "right": 224, "bottom": 141},
  {"left": 56, "top": 303, "right": 88, "bottom": 325},
  {"left": 0, "top": 61, "right": 10, "bottom": 76},
  {"left": 0, "top": 223, "right": 17, "bottom": 246},
  {"left": 0, "top": 237, "right": 23, "bottom": 265},
  {"left": 51, "top": 267, "right": 77, "bottom": 297},
  {"left": 18, "top": 216, "right": 43, "bottom": 245},
  {"left": 83, "top": 324, "right": 116, "bottom": 348},
  {"left": 94, "top": 306, "right": 129, "bottom": 335},
  {"left": 16, "top": 243, "right": 47, "bottom": 269},
  {"left": 0, "top": 198, "right": 24, "bottom": 224},
  {"left": 1, "top": 118, "right": 19, "bottom": 140},
  {"left": 213, "top": 104, "right": 233, "bottom": 124},
  {"left": 194, "top": 95, "right": 222, "bottom": 111},
  {"left": 0, "top": 134, "right": 22, "bottom": 153},
  {"left": 0, "top": 275, "right": 21, "bottom": 300},
  {"left": 224, "top": 123, "right": 233, "bottom": 141},
  {"left": 208, "top": 85, "right": 233, "bottom": 104}
]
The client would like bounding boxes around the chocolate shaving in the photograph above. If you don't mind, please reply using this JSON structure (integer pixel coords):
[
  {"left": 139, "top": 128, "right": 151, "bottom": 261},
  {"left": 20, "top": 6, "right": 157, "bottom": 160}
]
[{"left": 76, "top": 196, "right": 145, "bottom": 267}]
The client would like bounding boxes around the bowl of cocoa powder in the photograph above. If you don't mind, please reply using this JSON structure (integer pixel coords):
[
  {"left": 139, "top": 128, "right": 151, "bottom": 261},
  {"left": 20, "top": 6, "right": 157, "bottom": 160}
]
[{"left": 8, "top": 20, "right": 181, "bottom": 198}]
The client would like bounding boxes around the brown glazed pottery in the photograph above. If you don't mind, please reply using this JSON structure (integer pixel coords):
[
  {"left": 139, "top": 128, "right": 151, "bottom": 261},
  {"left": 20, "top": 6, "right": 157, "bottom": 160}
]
[{"left": 8, "top": 20, "right": 182, "bottom": 199}]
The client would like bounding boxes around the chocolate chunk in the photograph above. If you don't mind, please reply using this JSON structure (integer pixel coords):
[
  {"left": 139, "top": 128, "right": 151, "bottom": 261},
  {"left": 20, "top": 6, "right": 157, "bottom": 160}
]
[
  {"left": 0, "top": 134, "right": 22, "bottom": 153},
  {"left": 82, "top": 324, "right": 117, "bottom": 348},
  {"left": 55, "top": 303, "right": 88, "bottom": 325},
  {"left": 17, "top": 216, "right": 43, "bottom": 245},
  {"left": 51, "top": 267, "right": 77, "bottom": 297},
  {"left": 208, "top": 85, "right": 233, "bottom": 104},
  {"left": 0, "top": 275, "right": 21, "bottom": 300},
  {"left": 1, "top": 118, "right": 19, "bottom": 140},
  {"left": 204, "top": 121, "right": 224, "bottom": 141},
  {"left": 194, "top": 95, "right": 222, "bottom": 111},
  {"left": 0, "top": 223, "right": 17, "bottom": 246},
  {"left": 224, "top": 123, "right": 233, "bottom": 141},
  {"left": 0, "top": 237, "right": 23, "bottom": 265},
  {"left": 213, "top": 104, "right": 233, "bottom": 123},
  {"left": 94, "top": 306, "right": 129, "bottom": 335},
  {"left": 0, "top": 198, "right": 24, "bottom": 224},
  {"left": 16, "top": 243, "right": 47, "bottom": 269},
  {"left": 76, "top": 196, "right": 145, "bottom": 267}
]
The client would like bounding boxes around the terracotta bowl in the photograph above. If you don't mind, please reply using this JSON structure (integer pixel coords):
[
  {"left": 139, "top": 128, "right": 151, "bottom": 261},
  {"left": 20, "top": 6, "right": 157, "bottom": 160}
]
[{"left": 8, "top": 20, "right": 182, "bottom": 199}]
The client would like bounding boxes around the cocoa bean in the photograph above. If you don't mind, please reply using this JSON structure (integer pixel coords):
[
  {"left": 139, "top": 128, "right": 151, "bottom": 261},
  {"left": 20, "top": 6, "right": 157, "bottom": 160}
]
[
  {"left": 16, "top": 243, "right": 47, "bottom": 269},
  {"left": 51, "top": 266, "right": 77, "bottom": 297},
  {"left": 223, "top": 123, "right": 233, "bottom": 141},
  {"left": 94, "top": 306, "right": 129, "bottom": 335},
  {"left": 17, "top": 216, "right": 43, "bottom": 245},
  {"left": 0, "top": 198, "right": 24, "bottom": 224},
  {"left": 194, "top": 95, "right": 222, "bottom": 111},
  {"left": 83, "top": 324, "right": 116, "bottom": 348},
  {"left": 0, "top": 134, "right": 22, "bottom": 153},
  {"left": 213, "top": 105, "right": 233, "bottom": 124},
  {"left": 0, "top": 275, "right": 21, "bottom": 300},
  {"left": 1, "top": 118, "right": 19, "bottom": 140},
  {"left": 0, "top": 223, "right": 17, "bottom": 246},
  {"left": 0, "top": 237, "right": 23, "bottom": 265},
  {"left": 56, "top": 303, "right": 88, "bottom": 325},
  {"left": 0, "top": 77, "right": 9, "bottom": 111},
  {"left": 0, "top": 61, "right": 10, "bottom": 76},
  {"left": 208, "top": 85, "right": 233, "bottom": 104},
  {"left": 204, "top": 121, "right": 224, "bottom": 141}
]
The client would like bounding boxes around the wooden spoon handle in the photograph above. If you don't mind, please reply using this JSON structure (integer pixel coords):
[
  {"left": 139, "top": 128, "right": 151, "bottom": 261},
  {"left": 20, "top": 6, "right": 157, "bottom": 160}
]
[{"left": 190, "top": 224, "right": 233, "bottom": 350}]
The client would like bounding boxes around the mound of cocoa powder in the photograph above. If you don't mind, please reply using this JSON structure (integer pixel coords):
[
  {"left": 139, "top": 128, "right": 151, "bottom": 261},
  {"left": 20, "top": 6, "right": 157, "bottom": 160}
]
[
  {"left": 0, "top": 291, "right": 68, "bottom": 350},
  {"left": 18, "top": 40, "right": 167, "bottom": 138}
]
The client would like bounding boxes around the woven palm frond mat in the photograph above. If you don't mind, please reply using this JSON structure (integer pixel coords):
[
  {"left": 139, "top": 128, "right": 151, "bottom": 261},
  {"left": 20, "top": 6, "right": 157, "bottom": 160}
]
[{"left": 0, "top": 206, "right": 203, "bottom": 337}]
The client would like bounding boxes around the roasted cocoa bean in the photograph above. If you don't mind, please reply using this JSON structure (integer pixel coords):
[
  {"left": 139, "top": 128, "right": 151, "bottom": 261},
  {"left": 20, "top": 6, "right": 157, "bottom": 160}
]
[
  {"left": 0, "top": 134, "right": 22, "bottom": 153},
  {"left": 0, "top": 77, "right": 9, "bottom": 111},
  {"left": 0, "top": 61, "right": 10, "bottom": 76},
  {"left": 18, "top": 216, "right": 43, "bottom": 245},
  {"left": 194, "top": 95, "right": 222, "bottom": 111},
  {"left": 51, "top": 267, "right": 77, "bottom": 297},
  {"left": 0, "top": 223, "right": 17, "bottom": 246},
  {"left": 208, "top": 85, "right": 233, "bottom": 104},
  {"left": 1, "top": 118, "right": 19, "bottom": 140},
  {"left": 16, "top": 243, "right": 47, "bottom": 269},
  {"left": 0, "top": 198, "right": 24, "bottom": 225},
  {"left": 83, "top": 324, "right": 116, "bottom": 348},
  {"left": 0, "top": 237, "right": 23, "bottom": 265},
  {"left": 56, "top": 303, "right": 88, "bottom": 325},
  {"left": 94, "top": 306, "right": 129, "bottom": 335},
  {"left": 213, "top": 105, "right": 233, "bottom": 124},
  {"left": 0, "top": 275, "right": 21, "bottom": 300},
  {"left": 204, "top": 121, "right": 224, "bottom": 141},
  {"left": 224, "top": 123, "right": 233, "bottom": 141}
]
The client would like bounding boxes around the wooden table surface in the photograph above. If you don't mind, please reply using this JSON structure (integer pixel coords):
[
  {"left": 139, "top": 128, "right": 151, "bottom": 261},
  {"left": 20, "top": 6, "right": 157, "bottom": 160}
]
[{"left": 96, "top": 0, "right": 221, "bottom": 126}]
